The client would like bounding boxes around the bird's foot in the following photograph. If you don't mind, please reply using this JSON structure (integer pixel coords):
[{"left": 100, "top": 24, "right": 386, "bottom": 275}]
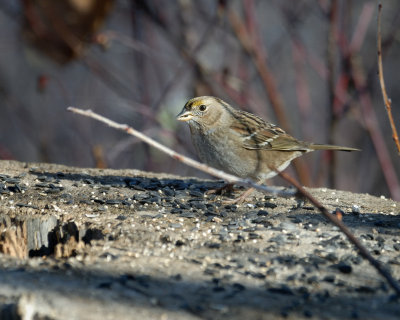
[
  {"left": 222, "top": 187, "right": 255, "bottom": 205},
  {"left": 205, "top": 183, "right": 235, "bottom": 196}
]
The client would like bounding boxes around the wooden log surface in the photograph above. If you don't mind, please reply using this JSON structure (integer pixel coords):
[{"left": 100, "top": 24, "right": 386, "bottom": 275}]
[{"left": 0, "top": 160, "right": 399, "bottom": 320}]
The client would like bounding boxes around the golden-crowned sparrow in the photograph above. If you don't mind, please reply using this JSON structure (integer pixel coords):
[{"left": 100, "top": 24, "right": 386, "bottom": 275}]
[{"left": 177, "top": 96, "right": 359, "bottom": 182}]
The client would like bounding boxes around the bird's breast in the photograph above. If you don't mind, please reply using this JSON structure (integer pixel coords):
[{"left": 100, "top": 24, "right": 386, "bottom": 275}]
[{"left": 189, "top": 126, "right": 258, "bottom": 179}]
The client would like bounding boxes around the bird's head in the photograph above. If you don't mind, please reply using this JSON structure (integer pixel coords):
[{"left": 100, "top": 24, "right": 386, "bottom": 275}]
[{"left": 177, "top": 96, "right": 232, "bottom": 128}]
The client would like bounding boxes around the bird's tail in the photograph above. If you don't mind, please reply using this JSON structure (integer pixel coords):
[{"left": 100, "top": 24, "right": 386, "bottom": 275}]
[{"left": 309, "top": 144, "right": 360, "bottom": 152}]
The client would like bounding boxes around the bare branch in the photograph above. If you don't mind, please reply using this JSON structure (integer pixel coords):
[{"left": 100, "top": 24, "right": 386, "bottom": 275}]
[
  {"left": 67, "top": 107, "right": 294, "bottom": 197},
  {"left": 227, "top": 7, "right": 312, "bottom": 186},
  {"left": 278, "top": 170, "right": 400, "bottom": 296},
  {"left": 68, "top": 106, "right": 400, "bottom": 295},
  {"left": 377, "top": 3, "right": 400, "bottom": 154}
]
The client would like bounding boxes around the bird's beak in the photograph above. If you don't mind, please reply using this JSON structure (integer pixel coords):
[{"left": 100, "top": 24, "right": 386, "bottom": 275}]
[{"left": 176, "top": 109, "right": 193, "bottom": 122}]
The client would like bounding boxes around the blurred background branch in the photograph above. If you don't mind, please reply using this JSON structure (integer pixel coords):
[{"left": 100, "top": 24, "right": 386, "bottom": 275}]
[
  {"left": 0, "top": 0, "right": 399, "bottom": 200},
  {"left": 377, "top": 3, "right": 400, "bottom": 155}
]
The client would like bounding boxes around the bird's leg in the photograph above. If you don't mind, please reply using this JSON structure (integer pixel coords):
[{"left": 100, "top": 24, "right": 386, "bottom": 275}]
[
  {"left": 206, "top": 183, "right": 255, "bottom": 205},
  {"left": 293, "top": 191, "right": 308, "bottom": 209},
  {"left": 221, "top": 178, "right": 269, "bottom": 204},
  {"left": 222, "top": 187, "right": 256, "bottom": 205},
  {"left": 205, "top": 183, "right": 235, "bottom": 196}
]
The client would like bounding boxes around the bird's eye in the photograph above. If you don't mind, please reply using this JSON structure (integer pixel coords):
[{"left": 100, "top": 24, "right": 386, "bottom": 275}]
[{"left": 199, "top": 104, "right": 207, "bottom": 111}]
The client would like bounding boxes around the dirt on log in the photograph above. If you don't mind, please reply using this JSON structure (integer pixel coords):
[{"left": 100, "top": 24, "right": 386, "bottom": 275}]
[{"left": 0, "top": 160, "right": 399, "bottom": 320}]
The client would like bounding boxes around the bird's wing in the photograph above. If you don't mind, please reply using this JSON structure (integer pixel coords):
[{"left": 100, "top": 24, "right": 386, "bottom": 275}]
[{"left": 230, "top": 110, "right": 310, "bottom": 151}]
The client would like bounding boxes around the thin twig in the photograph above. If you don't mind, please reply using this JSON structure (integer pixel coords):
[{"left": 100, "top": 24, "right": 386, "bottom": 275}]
[
  {"left": 351, "top": 55, "right": 400, "bottom": 200},
  {"left": 228, "top": 8, "right": 290, "bottom": 131},
  {"left": 377, "top": 3, "right": 400, "bottom": 154},
  {"left": 326, "top": 0, "right": 339, "bottom": 189},
  {"left": 326, "top": 1, "right": 400, "bottom": 199},
  {"left": 349, "top": 2, "right": 375, "bottom": 53},
  {"left": 150, "top": 3, "right": 220, "bottom": 111},
  {"left": 68, "top": 106, "right": 400, "bottom": 295},
  {"left": 67, "top": 107, "right": 295, "bottom": 197},
  {"left": 228, "top": 7, "right": 312, "bottom": 187},
  {"left": 278, "top": 170, "right": 400, "bottom": 296}
]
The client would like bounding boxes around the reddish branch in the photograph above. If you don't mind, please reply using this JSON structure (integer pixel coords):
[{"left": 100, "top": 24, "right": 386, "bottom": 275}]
[
  {"left": 377, "top": 4, "right": 400, "bottom": 154},
  {"left": 68, "top": 106, "right": 400, "bottom": 295},
  {"left": 227, "top": 7, "right": 312, "bottom": 186},
  {"left": 326, "top": 0, "right": 338, "bottom": 188},
  {"left": 325, "top": 2, "right": 400, "bottom": 200},
  {"left": 227, "top": 8, "right": 289, "bottom": 132},
  {"left": 67, "top": 107, "right": 294, "bottom": 197},
  {"left": 351, "top": 57, "right": 400, "bottom": 200},
  {"left": 278, "top": 170, "right": 400, "bottom": 296}
]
